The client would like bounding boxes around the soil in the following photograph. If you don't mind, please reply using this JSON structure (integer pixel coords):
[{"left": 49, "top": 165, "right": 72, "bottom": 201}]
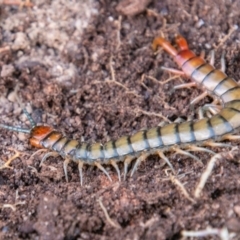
[{"left": 0, "top": 0, "right": 240, "bottom": 239}]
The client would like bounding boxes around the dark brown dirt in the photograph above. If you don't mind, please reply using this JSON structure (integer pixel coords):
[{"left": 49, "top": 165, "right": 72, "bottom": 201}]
[{"left": 0, "top": 0, "right": 240, "bottom": 239}]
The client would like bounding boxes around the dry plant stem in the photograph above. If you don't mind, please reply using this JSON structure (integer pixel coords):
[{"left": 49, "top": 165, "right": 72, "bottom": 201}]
[
  {"left": 169, "top": 174, "right": 196, "bottom": 203},
  {"left": 93, "top": 55, "right": 139, "bottom": 97},
  {"left": 1, "top": 190, "right": 25, "bottom": 211},
  {"left": 28, "top": 149, "right": 49, "bottom": 163},
  {"left": 97, "top": 198, "right": 121, "bottom": 229},
  {"left": 181, "top": 227, "right": 229, "bottom": 240},
  {"left": 194, "top": 153, "right": 221, "bottom": 198},
  {"left": 133, "top": 108, "right": 171, "bottom": 123},
  {"left": 213, "top": 25, "right": 238, "bottom": 49},
  {"left": 116, "top": 15, "right": 122, "bottom": 50},
  {"left": 146, "top": 74, "right": 183, "bottom": 85},
  {"left": 0, "top": 148, "right": 21, "bottom": 170},
  {"left": 194, "top": 147, "right": 237, "bottom": 198}
]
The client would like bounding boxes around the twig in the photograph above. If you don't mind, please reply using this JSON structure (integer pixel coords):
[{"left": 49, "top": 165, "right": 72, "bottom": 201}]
[
  {"left": 0, "top": 148, "right": 21, "bottom": 170},
  {"left": 1, "top": 190, "right": 25, "bottom": 211},
  {"left": 194, "top": 152, "right": 221, "bottom": 198},
  {"left": 97, "top": 198, "right": 121, "bottom": 229},
  {"left": 182, "top": 227, "right": 229, "bottom": 240},
  {"left": 169, "top": 174, "right": 196, "bottom": 203},
  {"left": 134, "top": 108, "right": 171, "bottom": 123},
  {"left": 146, "top": 75, "right": 182, "bottom": 85},
  {"left": 92, "top": 55, "right": 140, "bottom": 98},
  {"left": 214, "top": 25, "right": 238, "bottom": 49},
  {"left": 194, "top": 147, "right": 238, "bottom": 198},
  {"left": 116, "top": 15, "right": 122, "bottom": 50}
]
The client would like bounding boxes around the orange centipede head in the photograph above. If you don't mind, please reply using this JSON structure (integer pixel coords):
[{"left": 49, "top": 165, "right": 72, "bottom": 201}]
[{"left": 30, "top": 125, "right": 53, "bottom": 148}]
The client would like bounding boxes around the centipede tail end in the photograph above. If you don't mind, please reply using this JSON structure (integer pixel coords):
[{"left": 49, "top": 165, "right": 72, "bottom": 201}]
[
  {"left": 175, "top": 35, "right": 189, "bottom": 51},
  {"left": 152, "top": 37, "right": 178, "bottom": 56}
]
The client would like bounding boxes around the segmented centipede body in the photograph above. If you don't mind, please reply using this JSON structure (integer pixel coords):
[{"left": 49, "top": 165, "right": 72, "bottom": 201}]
[{"left": 1, "top": 35, "right": 240, "bottom": 185}]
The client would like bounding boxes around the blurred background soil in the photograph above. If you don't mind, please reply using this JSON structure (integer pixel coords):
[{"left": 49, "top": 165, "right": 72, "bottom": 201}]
[{"left": 0, "top": 0, "right": 240, "bottom": 239}]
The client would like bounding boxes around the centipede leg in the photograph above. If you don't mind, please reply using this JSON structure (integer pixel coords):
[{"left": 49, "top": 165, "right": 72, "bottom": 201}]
[
  {"left": 198, "top": 107, "right": 204, "bottom": 120},
  {"left": 210, "top": 50, "right": 226, "bottom": 73},
  {"left": 172, "top": 147, "right": 203, "bottom": 165},
  {"left": 78, "top": 161, "right": 84, "bottom": 186},
  {"left": 187, "top": 145, "right": 215, "bottom": 155},
  {"left": 221, "top": 134, "right": 240, "bottom": 141},
  {"left": 95, "top": 162, "right": 112, "bottom": 182},
  {"left": 198, "top": 106, "right": 217, "bottom": 119},
  {"left": 204, "top": 140, "right": 232, "bottom": 148},
  {"left": 130, "top": 153, "right": 149, "bottom": 177},
  {"left": 110, "top": 160, "right": 121, "bottom": 181},
  {"left": 209, "top": 50, "right": 215, "bottom": 66},
  {"left": 160, "top": 66, "right": 185, "bottom": 76},
  {"left": 174, "top": 117, "right": 185, "bottom": 123},
  {"left": 189, "top": 91, "right": 208, "bottom": 109},
  {"left": 173, "top": 82, "right": 197, "bottom": 90},
  {"left": 200, "top": 50, "right": 205, "bottom": 59},
  {"left": 63, "top": 158, "right": 71, "bottom": 182},
  {"left": 220, "top": 52, "right": 226, "bottom": 72},
  {"left": 124, "top": 156, "right": 135, "bottom": 180},
  {"left": 40, "top": 151, "right": 59, "bottom": 166},
  {"left": 202, "top": 104, "right": 222, "bottom": 117},
  {"left": 157, "top": 150, "right": 175, "bottom": 174}
]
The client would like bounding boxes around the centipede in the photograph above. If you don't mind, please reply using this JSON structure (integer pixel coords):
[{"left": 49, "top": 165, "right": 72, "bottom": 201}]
[{"left": 1, "top": 35, "right": 240, "bottom": 185}]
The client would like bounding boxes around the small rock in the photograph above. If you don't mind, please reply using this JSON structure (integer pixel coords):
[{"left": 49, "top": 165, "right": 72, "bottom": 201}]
[
  {"left": 12, "top": 32, "right": 30, "bottom": 51},
  {"left": 234, "top": 205, "right": 240, "bottom": 217},
  {"left": 1, "top": 64, "right": 15, "bottom": 78},
  {"left": 7, "top": 90, "right": 17, "bottom": 102},
  {"left": 116, "top": 0, "right": 151, "bottom": 16}
]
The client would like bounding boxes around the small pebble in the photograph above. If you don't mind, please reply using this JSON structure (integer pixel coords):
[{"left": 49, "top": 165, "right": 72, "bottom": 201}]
[{"left": 1, "top": 64, "right": 14, "bottom": 78}]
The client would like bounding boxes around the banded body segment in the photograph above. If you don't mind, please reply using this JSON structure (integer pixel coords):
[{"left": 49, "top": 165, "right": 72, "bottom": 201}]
[
  {"left": 115, "top": 136, "right": 134, "bottom": 156},
  {"left": 146, "top": 127, "right": 163, "bottom": 148},
  {"left": 174, "top": 50, "right": 195, "bottom": 67},
  {"left": 191, "top": 64, "right": 214, "bottom": 84},
  {"left": 103, "top": 141, "right": 119, "bottom": 159},
  {"left": 62, "top": 140, "right": 79, "bottom": 156},
  {"left": 201, "top": 70, "right": 227, "bottom": 91},
  {"left": 219, "top": 107, "right": 240, "bottom": 130},
  {"left": 192, "top": 118, "right": 214, "bottom": 141},
  {"left": 214, "top": 77, "right": 238, "bottom": 96},
  {"left": 209, "top": 114, "right": 233, "bottom": 136},
  {"left": 177, "top": 121, "right": 195, "bottom": 143},
  {"left": 41, "top": 131, "right": 62, "bottom": 149},
  {"left": 181, "top": 56, "right": 205, "bottom": 77},
  {"left": 52, "top": 137, "right": 68, "bottom": 152},
  {"left": 225, "top": 100, "right": 240, "bottom": 111},
  {"left": 160, "top": 123, "right": 181, "bottom": 145},
  {"left": 75, "top": 143, "right": 89, "bottom": 160},
  {"left": 130, "top": 130, "right": 149, "bottom": 152},
  {"left": 221, "top": 87, "right": 240, "bottom": 103},
  {"left": 87, "top": 143, "right": 105, "bottom": 161}
]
